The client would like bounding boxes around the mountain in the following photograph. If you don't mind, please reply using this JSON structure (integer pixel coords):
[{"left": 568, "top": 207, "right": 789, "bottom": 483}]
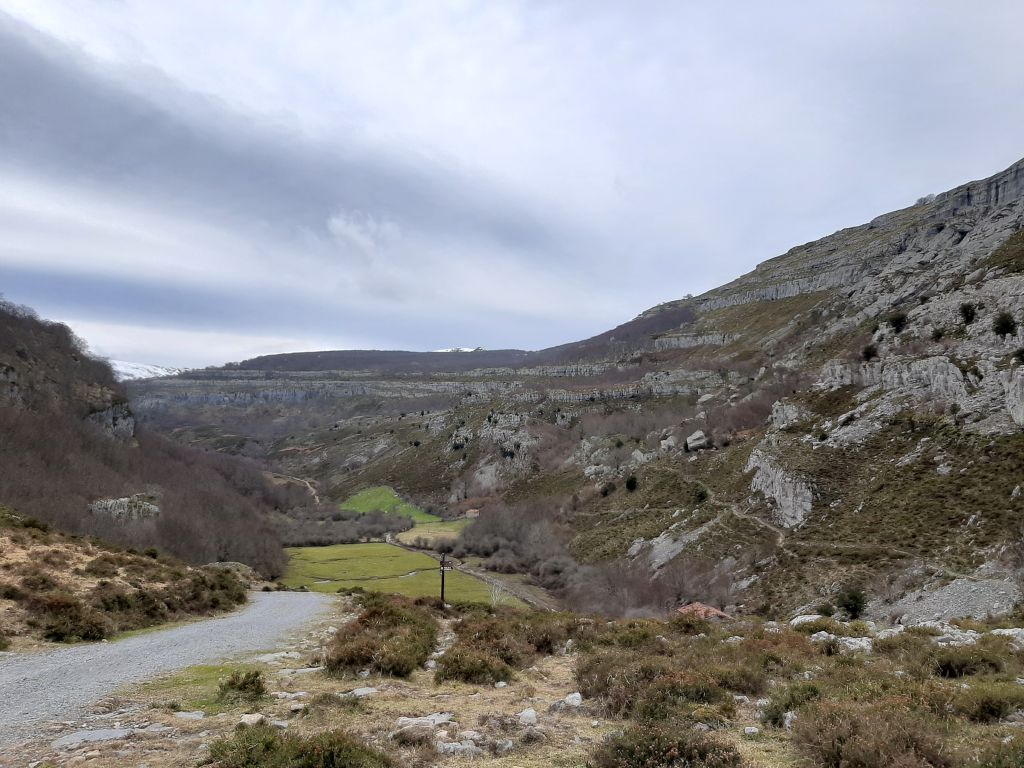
[
  {"left": 110, "top": 360, "right": 185, "bottom": 381},
  {"left": 130, "top": 156, "right": 1024, "bottom": 618},
  {"left": 0, "top": 300, "right": 296, "bottom": 576}
]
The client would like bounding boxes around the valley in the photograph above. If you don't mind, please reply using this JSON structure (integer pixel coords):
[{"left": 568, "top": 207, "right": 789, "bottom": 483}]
[{"left": 3, "top": 155, "right": 1024, "bottom": 768}]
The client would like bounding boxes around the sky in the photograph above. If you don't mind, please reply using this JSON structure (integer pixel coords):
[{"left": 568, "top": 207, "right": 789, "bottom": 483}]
[{"left": 2, "top": 2, "right": 1024, "bottom": 368}]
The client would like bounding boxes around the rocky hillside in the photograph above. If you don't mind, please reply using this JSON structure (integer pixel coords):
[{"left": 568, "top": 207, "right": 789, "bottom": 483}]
[
  {"left": 130, "top": 156, "right": 1024, "bottom": 618},
  {"left": 0, "top": 300, "right": 299, "bottom": 576}
]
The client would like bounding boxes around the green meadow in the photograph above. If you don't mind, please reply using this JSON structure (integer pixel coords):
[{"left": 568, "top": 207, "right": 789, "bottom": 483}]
[
  {"left": 282, "top": 542, "right": 506, "bottom": 604},
  {"left": 339, "top": 486, "right": 440, "bottom": 523},
  {"left": 395, "top": 518, "right": 470, "bottom": 546}
]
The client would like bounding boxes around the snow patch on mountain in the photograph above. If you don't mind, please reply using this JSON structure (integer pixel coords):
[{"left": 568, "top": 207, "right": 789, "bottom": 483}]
[{"left": 110, "top": 361, "right": 184, "bottom": 381}]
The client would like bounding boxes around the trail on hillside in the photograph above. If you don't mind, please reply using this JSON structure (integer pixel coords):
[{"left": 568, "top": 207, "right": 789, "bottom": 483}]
[{"left": 0, "top": 591, "right": 332, "bottom": 749}]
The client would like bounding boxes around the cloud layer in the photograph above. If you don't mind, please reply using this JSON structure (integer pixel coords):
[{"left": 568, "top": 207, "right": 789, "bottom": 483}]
[{"left": 2, "top": 2, "right": 1024, "bottom": 366}]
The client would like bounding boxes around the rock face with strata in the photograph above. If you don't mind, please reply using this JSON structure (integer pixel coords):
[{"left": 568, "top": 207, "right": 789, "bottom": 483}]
[{"left": 745, "top": 448, "right": 813, "bottom": 528}]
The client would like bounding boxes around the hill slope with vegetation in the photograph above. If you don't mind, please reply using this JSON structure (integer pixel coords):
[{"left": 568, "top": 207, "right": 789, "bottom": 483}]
[{"left": 129, "top": 156, "right": 1024, "bottom": 618}]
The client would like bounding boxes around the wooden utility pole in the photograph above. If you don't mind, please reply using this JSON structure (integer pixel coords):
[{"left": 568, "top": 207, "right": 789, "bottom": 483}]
[{"left": 439, "top": 554, "right": 453, "bottom": 604}]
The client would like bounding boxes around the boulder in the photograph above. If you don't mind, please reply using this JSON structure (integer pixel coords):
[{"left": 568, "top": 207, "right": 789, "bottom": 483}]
[
  {"left": 686, "top": 430, "right": 709, "bottom": 451},
  {"left": 395, "top": 713, "right": 453, "bottom": 729},
  {"left": 518, "top": 708, "right": 538, "bottom": 726},
  {"left": 564, "top": 692, "right": 583, "bottom": 707},
  {"left": 239, "top": 714, "right": 266, "bottom": 727}
]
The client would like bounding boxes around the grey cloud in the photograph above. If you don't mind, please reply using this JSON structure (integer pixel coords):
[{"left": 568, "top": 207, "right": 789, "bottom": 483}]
[{"left": 0, "top": 12, "right": 558, "bottom": 255}]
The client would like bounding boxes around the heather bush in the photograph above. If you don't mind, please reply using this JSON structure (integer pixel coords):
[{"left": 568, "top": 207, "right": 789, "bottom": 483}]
[
  {"left": 793, "top": 700, "right": 955, "bottom": 768},
  {"left": 217, "top": 670, "right": 268, "bottom": 703},
  {"left": 972, "top": 737, "right": 1024, "bottom": 768},
  {"left": 588, "top": 726, "right": 743, "bottom": 768},
  {"left": 761, "top": 682, "right": 821, "bottom": 727},
  {"left": 950, "top": 681, "right": 1024, "bottom": 722},
  {"left": 931, "top": 647, "right": 1005, "bottom": 678},
  {"left": 325, "top": 597, "right": 437, "bottom": 678},
  {"left": 435, "top": 647, "right": 514, "bottom": 684},
  {"left": 208, "top": 723, "right": 395, "bottom": 768}
]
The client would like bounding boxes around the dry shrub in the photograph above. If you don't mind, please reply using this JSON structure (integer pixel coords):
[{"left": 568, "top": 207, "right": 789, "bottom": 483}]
[
  {"left": 950, "top": 682, "right": 1024, "bottom": 723},
  {"left": 793, "top": 699, "right": 955, "bottom": 768},
  {"left": 218, "top": 670, "right": 267, "bottom": 703},
  {"left": 932, "top": 647, "right": 1005, "bottom": 679},
  {"left": 588, "top": 725, "right": 744, "bottom": 768},
  {"left": 435, "top": 647, "right": 514, "bottom": 684},
  {"left": 209, "top": 723, "right": 395, "bottom": 768},
  {"left": 434, "top": 609, "right": 583, "bottom": 684},
  {"left": 761, "top": 682, "right": 821, "bottom": 727},
  {"left": 26, "top": 592, "right": 111, "bottom": 641},
  {"left": 326, "top": 596, "right": 437, "bottom": 678}
]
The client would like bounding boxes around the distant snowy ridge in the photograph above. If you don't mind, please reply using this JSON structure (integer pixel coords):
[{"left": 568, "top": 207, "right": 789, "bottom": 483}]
[
  {"left": 110, "top": 360, "right": 185, "bottom": 381},
  {"left": 433, "top": 347, "right": 484, "bottom": 353}
]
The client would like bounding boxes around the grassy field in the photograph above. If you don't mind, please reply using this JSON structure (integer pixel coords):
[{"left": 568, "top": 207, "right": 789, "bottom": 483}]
[
  {"left": 282, "top": 542, "right": 498, "bottom": 603},
  {"left": 395, "top": 518, "right": 469, "bottom": 546},
  {"left": 339, "top": 486, "right": 440, "bottom": 523}
]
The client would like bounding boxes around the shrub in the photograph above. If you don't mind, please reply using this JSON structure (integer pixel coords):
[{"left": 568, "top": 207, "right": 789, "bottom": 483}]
[
  {"left": 208, "top": 723, "right": 395, "bottom": 768},
  {"left": 887, "top": 313, "right": 908, "bottom": 334},
  {"left": 29, "top": 592, "right": 111, "bottom": 641},
  {"left": 588, "top": 726, "right": 743, "bottom": 768},
  {"left": 972, "top": 737, "right": 1024, "bottom": 768},
  {"left": 0, "top": 582, "right": 25, "bottom": 601},
  {"left": 836, "top": 587, "right": 867, "bottom": 619},
  {"left": 435, "top": 647, "right": 514, "bottom": 684},
  {"left": 1015, "top": 348, "right": 1024, "bottom": 365},
  {"left": 20, "top": 570, "right": 58, "bottom": 592},
  {"left": 862, "top": 344, "right": 878, "bottom": 361},
  {"left": 709, "top": 664, "right": 767, "bottom": 696},
  {"left": 625, "top": 476, "right": 638, "bottom": 492},
  {"left": 951, "top": 682, "right": 1024, "bottom": 722},
  {"left": 815, "top": 601, "right": 835, "bottom": 617},
  {"left": 932, "top": 647, "right": 1005, "bottom": 678},
  {"left": 793, "top": 700, "right": 954, "bottom": 768},
  {"left": 993, "top": 311, "right": 1018, "bottom": 338},
  {"left": 433, "top": 609, "right": 582, "bottom": 684},
  {"left": 761, "top": 682, "right": 820, "bottom": 727},
  {"left": 325, "top": 597, "right": 437, "bottom": 678},
  {"left": 633, "top": 671, "right": 730, "bottom": 722},
  {"left": 217, "top": 670, "right": 267, "bottom": 703},
  {"left": 960, "top": 303, "right": 977, "bottom": 324},
  {"left": 0, "top": 633, "right": 9, "bottom": 651}
]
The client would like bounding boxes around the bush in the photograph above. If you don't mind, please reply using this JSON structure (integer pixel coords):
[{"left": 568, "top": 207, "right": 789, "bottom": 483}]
[
  {"left": 761, "top": 682, "right": 820, "bottom": 727},
  {"left": 793, "top": 700, "right": 954, "bottom": 768},
  {"left": 0, "top": 582, "right": 25, "bottom": 601},
  {"left": 993, "top": 311, "right": 1018, "bottom": 338},
  {"left": 29, "top": 592, "right": 111, "bottom": 641},
  {"left": 434, "top": 647, "right": 513, "bottom": 684},
  {"left": 932, "top": 647, "right": 1005, "bottom": 678},
  {"left": 588, "top": 726, "right": 743, "bottom": 768},
  {"left": 325, "top": 597, "right": 437, "bottom": 678},
  {"left": 972, "top": 737, "right": 1024, "bottom": 768},
  {"left": 217, "top": 670, "right": 267, "bottom": 703},
  {"left": 209, "top": 723, "right": 395, "bottom": 768},
  {"left": 887, "top": 313, "right": 908, "bottom": 334},
  {"left": 0, "top": 633, "right": 9, "bottom": 651},
  {"left": 862, "top": 344, "right": 878, "bottom": 361},
  {"left": 836, "top": 587, "right": 867, "bottom": 619},
  {"left": 960, "top": 303, "right": 977, "bottom": 324},
  {"left": 951, "top": 682, "right": 1024, "bottom": 722}
]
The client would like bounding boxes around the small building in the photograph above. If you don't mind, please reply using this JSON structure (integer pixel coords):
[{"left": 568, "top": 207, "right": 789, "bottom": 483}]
[{"left": 675, "top": 602, "right": 732, "bottom": 622}]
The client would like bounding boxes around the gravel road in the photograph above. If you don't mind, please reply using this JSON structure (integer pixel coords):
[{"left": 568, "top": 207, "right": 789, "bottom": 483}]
[{"left": 0, "top": 591, "right": 332, "bottom": 747}]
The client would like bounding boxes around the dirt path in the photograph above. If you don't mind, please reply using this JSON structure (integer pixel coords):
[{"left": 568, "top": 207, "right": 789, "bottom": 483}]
[{"left": 0, "top": 591, "right": 332, "bottom": 749}]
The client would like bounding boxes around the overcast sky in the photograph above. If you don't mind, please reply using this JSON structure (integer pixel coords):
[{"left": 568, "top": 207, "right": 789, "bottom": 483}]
[{"left": 2, "top": 2, "right": 1023, "bottom": 367}]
